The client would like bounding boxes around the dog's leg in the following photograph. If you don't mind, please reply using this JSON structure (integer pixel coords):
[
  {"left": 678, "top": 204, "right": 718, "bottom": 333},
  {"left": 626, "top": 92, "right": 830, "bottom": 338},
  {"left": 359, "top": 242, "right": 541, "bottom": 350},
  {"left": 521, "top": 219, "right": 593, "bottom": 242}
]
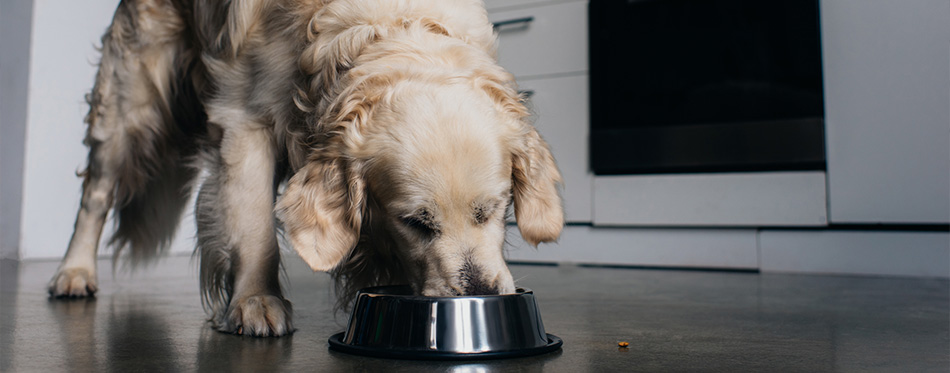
[
  {"left": 197, "top": 126, "right": 292, "bottom": 337},
  {"left": 48, "top": 160, "right": 116, "bottom": 297}
]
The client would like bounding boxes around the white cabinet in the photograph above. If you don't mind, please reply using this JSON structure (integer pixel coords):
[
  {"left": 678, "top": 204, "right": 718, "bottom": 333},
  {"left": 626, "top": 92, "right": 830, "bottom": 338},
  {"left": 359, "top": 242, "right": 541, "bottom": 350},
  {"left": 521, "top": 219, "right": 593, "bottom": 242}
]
[
  {"left": 821, "top": 0, "right": 950, "bottom": 224},
  {"left": 490, "top": 0, "right": 947, "bottom": 277},
  {"left": 486, "top": 0, "right": 948, "bottom": 278}
]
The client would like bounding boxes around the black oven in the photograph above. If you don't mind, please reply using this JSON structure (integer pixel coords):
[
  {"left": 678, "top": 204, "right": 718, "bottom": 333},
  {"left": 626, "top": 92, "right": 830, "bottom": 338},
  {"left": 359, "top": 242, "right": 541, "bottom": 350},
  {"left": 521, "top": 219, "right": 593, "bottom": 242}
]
[{"left": 589, "top": 0, "right": 826, "bottom": 175}]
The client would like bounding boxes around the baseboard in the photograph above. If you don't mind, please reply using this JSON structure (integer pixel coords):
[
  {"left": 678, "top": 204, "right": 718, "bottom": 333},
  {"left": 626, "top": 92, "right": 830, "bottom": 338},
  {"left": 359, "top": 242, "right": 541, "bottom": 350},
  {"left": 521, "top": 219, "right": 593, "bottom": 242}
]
[{"left": 505, "top": 225, "right": 950, "bottom": 278}]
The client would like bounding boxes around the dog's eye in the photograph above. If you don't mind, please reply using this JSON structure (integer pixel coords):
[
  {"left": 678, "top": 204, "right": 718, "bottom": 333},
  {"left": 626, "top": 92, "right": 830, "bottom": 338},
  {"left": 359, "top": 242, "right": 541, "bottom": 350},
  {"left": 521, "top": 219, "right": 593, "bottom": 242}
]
[
  {"left": 400, "top": 211, "right": 438, "bottom": 236},
  {"left": 401, "top": 216, "right": 429, "bottom": 231},
  {"left": 473, "top": 200, "right": 502, "bottom": 225},
  {"left": 473, "top": 205, "right": 490, "bottom": 225}
]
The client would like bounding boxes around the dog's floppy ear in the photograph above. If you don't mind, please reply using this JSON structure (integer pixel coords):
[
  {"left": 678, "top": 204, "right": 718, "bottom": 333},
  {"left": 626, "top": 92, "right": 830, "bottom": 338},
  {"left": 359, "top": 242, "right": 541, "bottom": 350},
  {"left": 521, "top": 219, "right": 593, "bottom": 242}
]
[
  {"left": 276, "top": 154, "right": 365, "bottom": 272},
  {"left": 476, "top": 71, "right": 565, "bottom": 246},
  {"left": 279, "top": 67, "right": 382, "bottom": 271},
  {"left": 510, "top": 124, "right": 565, "bottom": 246}
]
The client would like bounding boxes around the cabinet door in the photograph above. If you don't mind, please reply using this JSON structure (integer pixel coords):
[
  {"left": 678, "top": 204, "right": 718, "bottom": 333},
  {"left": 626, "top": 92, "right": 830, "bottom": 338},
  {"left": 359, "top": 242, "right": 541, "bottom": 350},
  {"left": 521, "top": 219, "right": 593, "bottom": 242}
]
[
  {"left": 519, "top": 74, "right": 592, "bottom": 222},
  {"left": 489, "top": 1, "right": 588, "bottom": 78},
  {"left": 822, "top": 0, "right": 950, "bottom": 223}
]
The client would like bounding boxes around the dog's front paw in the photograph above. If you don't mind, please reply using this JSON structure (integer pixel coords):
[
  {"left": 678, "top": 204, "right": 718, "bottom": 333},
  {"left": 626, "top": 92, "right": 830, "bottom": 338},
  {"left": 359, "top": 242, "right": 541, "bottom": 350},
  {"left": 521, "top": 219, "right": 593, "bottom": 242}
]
[
  {"left": 214, "top": 295, "right": 294, "bottom": 337},
  {"left": 48, "top": 267, "right": 98, "bottom": 298}
]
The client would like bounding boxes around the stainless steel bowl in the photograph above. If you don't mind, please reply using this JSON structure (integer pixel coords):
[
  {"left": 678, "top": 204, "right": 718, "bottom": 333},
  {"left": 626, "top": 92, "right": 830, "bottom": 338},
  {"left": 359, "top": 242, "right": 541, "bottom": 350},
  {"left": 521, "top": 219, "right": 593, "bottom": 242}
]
[{"left": 328, "top": 285, "right": 562, "bottom": 360}]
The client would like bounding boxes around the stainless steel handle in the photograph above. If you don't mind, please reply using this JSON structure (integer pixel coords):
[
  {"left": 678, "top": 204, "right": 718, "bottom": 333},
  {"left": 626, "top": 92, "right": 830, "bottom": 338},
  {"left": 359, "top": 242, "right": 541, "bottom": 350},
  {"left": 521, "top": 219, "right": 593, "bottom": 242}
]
[{"left": 492, "top": 16, "right": 534, "bottom": 30}]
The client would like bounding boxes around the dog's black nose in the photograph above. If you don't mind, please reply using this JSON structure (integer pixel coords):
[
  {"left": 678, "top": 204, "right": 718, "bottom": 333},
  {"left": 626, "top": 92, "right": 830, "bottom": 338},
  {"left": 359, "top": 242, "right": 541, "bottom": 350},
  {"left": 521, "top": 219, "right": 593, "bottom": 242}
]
[
  {"left": 459, "top": 259, "right": 498, "bottom": 295},
  {"left": 464, "top": 277, "right": 498, "bottom": 296}
]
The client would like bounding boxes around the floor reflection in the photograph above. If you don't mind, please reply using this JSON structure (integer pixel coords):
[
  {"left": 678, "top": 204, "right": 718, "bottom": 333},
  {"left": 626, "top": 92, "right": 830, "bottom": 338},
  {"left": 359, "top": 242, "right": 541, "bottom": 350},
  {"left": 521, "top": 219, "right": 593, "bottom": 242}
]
[
  {"left": 325, "top": 344, "right": 561, "bottom": 371},
  {"left": 196, "top": 325, "right": 293, "bottom": 371},
  {"left": 1, "top": 260, "right": 20, "bottom": 372},
  {"left": 47, "top": 297, "right": 100, "bottom": 371},
  {"left": 106, "top": 300, "right": 184, "bottom": 372}
]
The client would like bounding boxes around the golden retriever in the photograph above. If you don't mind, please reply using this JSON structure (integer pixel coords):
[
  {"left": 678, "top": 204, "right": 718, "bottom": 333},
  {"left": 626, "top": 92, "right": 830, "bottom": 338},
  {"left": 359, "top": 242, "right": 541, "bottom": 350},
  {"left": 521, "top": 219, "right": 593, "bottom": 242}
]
[{"left": 48, "top": 0, "right": 563, "bottom": 337}]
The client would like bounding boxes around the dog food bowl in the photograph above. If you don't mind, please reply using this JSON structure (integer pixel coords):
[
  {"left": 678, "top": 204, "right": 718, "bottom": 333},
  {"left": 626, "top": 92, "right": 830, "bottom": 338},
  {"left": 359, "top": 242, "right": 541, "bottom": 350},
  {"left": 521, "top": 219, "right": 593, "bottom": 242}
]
[{"left": 328, "top": 285, "right": 562, "bottom": 360}]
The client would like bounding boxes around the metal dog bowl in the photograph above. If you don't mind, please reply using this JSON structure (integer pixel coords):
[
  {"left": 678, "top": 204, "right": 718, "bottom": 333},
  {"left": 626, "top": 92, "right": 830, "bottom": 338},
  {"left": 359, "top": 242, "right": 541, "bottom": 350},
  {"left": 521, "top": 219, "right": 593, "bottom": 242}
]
[{"left": 328, "top": 285, "right": 562, "bottom": 360}]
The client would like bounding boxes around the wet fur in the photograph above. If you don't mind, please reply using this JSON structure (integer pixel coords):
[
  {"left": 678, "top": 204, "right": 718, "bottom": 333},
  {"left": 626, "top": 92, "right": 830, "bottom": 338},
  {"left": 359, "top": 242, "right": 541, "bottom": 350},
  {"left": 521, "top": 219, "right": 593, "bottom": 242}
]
[{"left": 49, "top": 0, "right": 563, "bottom": 337}]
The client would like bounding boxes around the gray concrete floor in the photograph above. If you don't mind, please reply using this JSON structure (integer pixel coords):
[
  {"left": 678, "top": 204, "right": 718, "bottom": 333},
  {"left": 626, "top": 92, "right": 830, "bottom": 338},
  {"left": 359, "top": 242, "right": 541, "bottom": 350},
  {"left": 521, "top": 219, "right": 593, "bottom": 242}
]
[{"left": 2, "top": 255, "right": 948, "bottom": 372}]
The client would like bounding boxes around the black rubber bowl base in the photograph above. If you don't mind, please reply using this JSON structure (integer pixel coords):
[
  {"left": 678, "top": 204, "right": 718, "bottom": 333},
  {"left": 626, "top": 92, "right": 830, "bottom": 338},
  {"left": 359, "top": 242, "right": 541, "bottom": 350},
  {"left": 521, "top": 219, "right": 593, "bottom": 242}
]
[{"left": 327, "top": 332, "right": 563, "bottom": 360}]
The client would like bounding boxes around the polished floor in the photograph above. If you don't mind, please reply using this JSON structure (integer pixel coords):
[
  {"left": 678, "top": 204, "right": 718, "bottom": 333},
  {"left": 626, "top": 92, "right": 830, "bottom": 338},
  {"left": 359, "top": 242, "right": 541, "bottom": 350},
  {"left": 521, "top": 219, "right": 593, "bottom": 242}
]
[{"left": 2, "top": 255, "right": 948, "bottom": 372}]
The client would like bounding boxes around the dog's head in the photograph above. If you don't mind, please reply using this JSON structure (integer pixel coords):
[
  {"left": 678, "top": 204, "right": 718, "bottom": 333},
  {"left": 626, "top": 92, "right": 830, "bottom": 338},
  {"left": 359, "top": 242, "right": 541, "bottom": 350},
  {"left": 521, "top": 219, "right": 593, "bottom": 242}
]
[{"left": 278, "top": 55, "right": 562, "bottom": 299}]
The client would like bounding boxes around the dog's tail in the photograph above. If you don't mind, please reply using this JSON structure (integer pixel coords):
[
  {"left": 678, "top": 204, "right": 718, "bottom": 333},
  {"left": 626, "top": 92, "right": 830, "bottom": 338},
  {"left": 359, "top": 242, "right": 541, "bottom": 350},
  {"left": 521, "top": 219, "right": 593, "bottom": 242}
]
[
  {"left": 97, "top": 2, "right": 208, "bottom": 267},
  {"left": 107, "top": 66, "right": 207, "bottom": 267}
]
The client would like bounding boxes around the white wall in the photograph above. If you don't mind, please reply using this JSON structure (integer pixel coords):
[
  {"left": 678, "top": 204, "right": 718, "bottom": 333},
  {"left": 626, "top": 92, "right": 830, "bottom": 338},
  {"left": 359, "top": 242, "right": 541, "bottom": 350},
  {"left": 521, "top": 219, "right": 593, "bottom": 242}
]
[
  {"left": 19, "top": 0, "right": 195, "bottom": 259},
  {"left": 0, "top": 0, "right": 35, "bottom": 260}
]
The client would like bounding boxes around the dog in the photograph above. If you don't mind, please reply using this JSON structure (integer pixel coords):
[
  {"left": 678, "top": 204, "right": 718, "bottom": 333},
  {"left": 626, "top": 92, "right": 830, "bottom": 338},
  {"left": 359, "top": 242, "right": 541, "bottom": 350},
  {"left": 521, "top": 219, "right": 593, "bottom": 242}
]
[{"left": 48, "top": 0, "right": 564, "bottom": 337}]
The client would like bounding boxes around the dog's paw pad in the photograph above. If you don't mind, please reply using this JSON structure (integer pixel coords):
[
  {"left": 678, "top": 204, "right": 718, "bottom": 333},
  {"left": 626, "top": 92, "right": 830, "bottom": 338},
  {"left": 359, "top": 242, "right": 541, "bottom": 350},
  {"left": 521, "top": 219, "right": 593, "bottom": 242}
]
[
  {"left": 48, "top": 268, "right": 98, "bottom": 298},
  {"left": 216, "top": 295, "right": 294, "bottom": 337}
]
